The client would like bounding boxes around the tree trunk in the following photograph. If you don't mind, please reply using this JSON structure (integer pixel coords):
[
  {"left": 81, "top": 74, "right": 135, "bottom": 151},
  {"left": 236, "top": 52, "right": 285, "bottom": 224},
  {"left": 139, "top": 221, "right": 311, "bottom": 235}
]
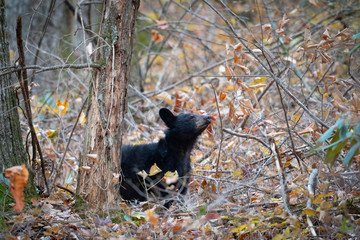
[
  {"left": 0, "top": 0, "right": 27, "bottom": 180},
  {"left": 78, "top": 0, "right": 140, "bottom": 211}
]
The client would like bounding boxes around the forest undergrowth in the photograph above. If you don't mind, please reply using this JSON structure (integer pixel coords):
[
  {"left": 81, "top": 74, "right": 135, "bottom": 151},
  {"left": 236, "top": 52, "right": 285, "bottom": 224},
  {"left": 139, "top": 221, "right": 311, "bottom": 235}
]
[{"left": 2, "top": 0, "right": 360, "bottom": 239}]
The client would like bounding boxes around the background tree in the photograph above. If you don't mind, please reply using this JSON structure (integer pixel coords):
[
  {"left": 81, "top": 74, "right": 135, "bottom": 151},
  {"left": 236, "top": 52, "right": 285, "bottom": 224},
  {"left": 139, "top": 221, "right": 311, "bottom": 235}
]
[
  {"left": 77, "top": 0, "right": 140, "bottom": 211},
  {"left": 0, "top": 0, "right": 27, "bottom": 183}
]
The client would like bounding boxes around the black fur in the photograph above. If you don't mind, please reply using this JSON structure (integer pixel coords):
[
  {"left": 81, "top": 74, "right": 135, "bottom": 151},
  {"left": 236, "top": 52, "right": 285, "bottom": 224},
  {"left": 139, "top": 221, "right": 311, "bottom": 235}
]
[{"left": 119, "top": 108, "right": 211, "bottom": 204}]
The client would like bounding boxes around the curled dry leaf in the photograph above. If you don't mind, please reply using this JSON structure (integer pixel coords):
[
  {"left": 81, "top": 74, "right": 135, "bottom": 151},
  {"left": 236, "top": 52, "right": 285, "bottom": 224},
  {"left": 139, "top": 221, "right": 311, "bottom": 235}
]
[
  {"left": 56, "top": 96, "right": 69, "bottom": 117},
  {"left": 155, "top": 92, "right": 174, "bottom": 105},
  {"left": 137, "top": 170, "right": 148, "bottom": 180},
  {"left": 335, "top": 28, "right": 352, "bottom": 39},
  {"left": 151, "top": 30, "right": 164, "bottom": 43},
  {"left": 219, "top": 92, "right": 226, "bottom": 102},
  {"left": 80, "top": 166, "right": 91, "bottom": 171},
  {"left": 163, "top": 170, "right": 179, "bottom": 184},
  {"left": 145, "top": 208, "right": 159, "bottom": 226},
  {"left": 86, "top": 154, "right": 100, "bottom": 164},
  {"left": 5, "top": 164, "right": 29, "bottom": 213},
  {"left": 149, "top": 163, "right": 162, "bottom": 176},
  {"left": 224, "top": 65, "right": 234, "bottom": 80}
]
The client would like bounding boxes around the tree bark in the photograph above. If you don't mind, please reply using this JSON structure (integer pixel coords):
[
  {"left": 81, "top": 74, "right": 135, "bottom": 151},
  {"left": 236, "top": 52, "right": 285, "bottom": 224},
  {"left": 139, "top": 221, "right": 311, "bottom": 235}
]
[
  {"left": 78, "top": 0, "right": 140, "bottom": 211},
  {"left": 0, "top": 0, "right": 27, "bottom": 180}
]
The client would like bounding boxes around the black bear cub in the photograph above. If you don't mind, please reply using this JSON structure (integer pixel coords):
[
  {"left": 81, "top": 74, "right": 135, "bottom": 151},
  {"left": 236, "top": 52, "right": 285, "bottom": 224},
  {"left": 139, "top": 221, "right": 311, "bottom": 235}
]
[{"left": 120, "top": 108, "right": 212, "bottom": 204}]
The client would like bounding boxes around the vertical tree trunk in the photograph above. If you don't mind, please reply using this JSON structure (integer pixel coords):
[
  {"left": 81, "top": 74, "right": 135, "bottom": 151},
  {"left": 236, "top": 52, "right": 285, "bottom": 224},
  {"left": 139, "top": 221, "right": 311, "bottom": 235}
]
[
  {"left": 0, "top": 0, "right": 27, "bottom": 179},
  {"left": 78, "top": 0, "right": 140, "bottom": 211}
]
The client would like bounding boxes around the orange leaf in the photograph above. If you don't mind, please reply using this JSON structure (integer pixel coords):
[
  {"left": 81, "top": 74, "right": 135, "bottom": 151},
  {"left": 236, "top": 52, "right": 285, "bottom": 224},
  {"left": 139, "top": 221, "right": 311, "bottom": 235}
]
[
  {"left": 56, "top": 96, "right": 69, "bottom": 117},
  {"left": 219, "top": 92, "right": 226, "bottom": 102},
  {"left": 151, "top": 30, "right": 164, "bottom": 43},
  {"left": 225, "top": 65, "right": 234, "bottom": 80},
  {"left": 234, "top": 53, "right": 240, "bottom": 64},
  {"left": 229, "top": 102, "right": 235, "bottom": 119},
  {"left": 5, "top": 165, "right": 29, "bottom": 213},
  {"left": 145, "top": 208, "right": 159, "bottom": 226},
  {"left": 234, "top": 43, "right": 242, "bottom": 52}
]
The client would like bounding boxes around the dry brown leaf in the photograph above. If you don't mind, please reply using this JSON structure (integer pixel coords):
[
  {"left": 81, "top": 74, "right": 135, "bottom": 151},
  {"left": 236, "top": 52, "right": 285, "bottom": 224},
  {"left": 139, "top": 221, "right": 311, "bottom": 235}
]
[
  {"left": 5, "top": 165, "right": 29, "bottom": 213},
  {"left": 163, "top": 171, "right": 179, "bottom": 184},
  {"left": 240, "top": 99, "right": 258, "bottom": 112},
  {"left": 86, "top": 154, "right": 100, "bottom": 164},
  {"left": 237, "top": 64, "right": 250, "bottom": 75},
  {"left": 335, "top": 28, "right": 352, "bottom": 39},
  {"left": 225, "top": 65, "right": 234, "bottom": 80},
  {"left": 151, "top": 29, "right": 164, "bottom": 43},
  {"left": 155, "top": 20, "right": 168, "bottom": 29},
  {"left": 304, "top": 26, "right": 311, "bottom": 44},
  {"left": 145, "top": 208, "right": 159, "bottom": 226},
  {"left": 298, "top": 122, "right": 318, "bottom": 135},
  {"left": 149, "top": 163, "right": 162, "bottom": 176},
  {"left": 155, "top": 92, "right": 174, "bottom": 105}
]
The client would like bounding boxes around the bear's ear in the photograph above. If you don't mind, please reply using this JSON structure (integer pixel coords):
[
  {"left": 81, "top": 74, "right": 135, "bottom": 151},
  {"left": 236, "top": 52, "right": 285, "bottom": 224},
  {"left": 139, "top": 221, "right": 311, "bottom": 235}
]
[{"left": 159, "top": 108, "right": 176, "bottom": 128}]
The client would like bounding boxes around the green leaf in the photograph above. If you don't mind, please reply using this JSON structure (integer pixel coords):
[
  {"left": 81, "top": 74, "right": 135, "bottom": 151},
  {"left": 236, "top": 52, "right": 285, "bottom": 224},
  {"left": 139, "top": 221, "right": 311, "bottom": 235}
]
[
  {"left": 315, "top": 125, "right": 336, "bottom": 146},
  {"left": 315, "top": 119, "right": 343, "bottom": 146},
  {"left": 353, "top": 124, "right": 360, "bottom": 135},
  {"left": 343, "top": 142, "right": 360, "bottom": 166},
  {"left": 352, "top": 33, "right": 360, "bottom": 39},
  {"left": 350, "top": 42, "right": 360, "bottom": 54},
  {"left": 199, "top": 204, "right": 207, "bottom": 216},
  {"left": 324, "top": 127, "right": 349, "bottom": 165},
  {"left": 341, "top": 216, "right": 347, "bottom": 233}
]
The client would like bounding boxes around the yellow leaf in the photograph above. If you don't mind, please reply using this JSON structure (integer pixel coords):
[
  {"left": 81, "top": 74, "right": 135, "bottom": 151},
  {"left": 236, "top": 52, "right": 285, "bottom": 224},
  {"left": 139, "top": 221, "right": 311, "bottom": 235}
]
[
  {"left": 292, "top": 112, "right": 301, "bottom": 123},
  {"left": 9, "top": 50, "right": 16, "bottom": 61},
  {"left": 259, "top": 146, "right": 271, "bottom": 155},
  {"left": 56, "top": 96, "right": 69, "bottom": 117},
  {"left": 155, "top": 92, "right": 174, "bottom": 105},
  {"left": 147, "top": 12, "right": 159, "bottom": 20},
  {"left": 137, "top": 170, "right": 148, "bottom": 180},
  {"left": 320, "top": 201, "right": 333, "bottom": 210},
  {"left": 149, "top": 163, "right": 162, "bottom": 176},
  {"left": 232, "top": 170, "right": 242, "bottom": 179},
  {"left": 46, "top": 129, "right": 57, "bottom": 139},
  {"left": 79, "top": 112, "right": 86, "bottom": 125},
  {"left": 303, "top": 208, "right": 316, "bottom": 216}
]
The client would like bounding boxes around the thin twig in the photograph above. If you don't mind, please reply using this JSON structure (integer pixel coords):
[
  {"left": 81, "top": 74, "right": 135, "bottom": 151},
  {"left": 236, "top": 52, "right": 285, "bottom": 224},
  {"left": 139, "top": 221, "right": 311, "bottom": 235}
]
[
  {"left": 51, "top": 96, "right": 88, "bottom": 192},
  {"left": 275, "top": 80, "right": 304, "bottom": 173},
  {"left": 0, "top": 63, "right": 101, "bottom": 78},
  {"left": 210, "top": 79, "right": 223, "bottom": 178},
  {"left": 271, "top": 140, "right": 293, "bottom": 216},
  {"left": 203, "top": 0, "right": 330, "bottom": 129},
  {"left": 223, "top": 128, "right": 271, "bottom": 152},
  {"left": 16, "top": 16, "right": 49, "bottom": 196}
]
